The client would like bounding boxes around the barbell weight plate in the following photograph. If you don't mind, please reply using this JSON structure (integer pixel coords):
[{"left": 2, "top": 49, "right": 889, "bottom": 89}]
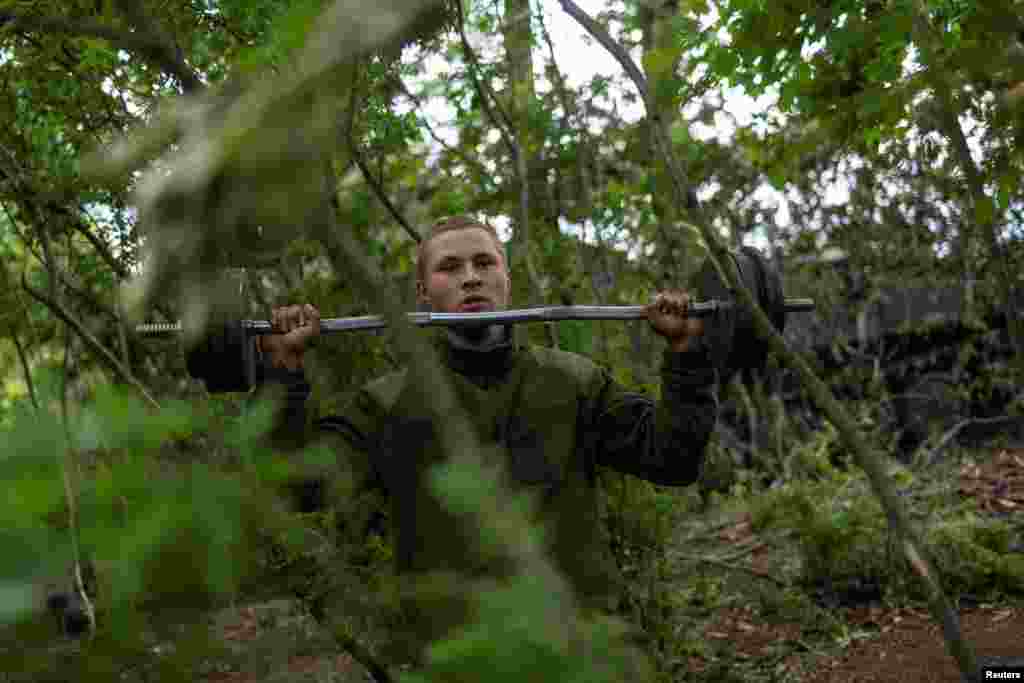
[
  {"left": 185, "top": 319, "right": 254, "bottom": 393},
  {"left": 731, "top": 247, "right": 787, "bottom": 381},
  {"left": 691, "top": 247, "right": 788, "bottom": 385},
  {"left": 689, "top": 251, "right": 740, "bottom": 382}
]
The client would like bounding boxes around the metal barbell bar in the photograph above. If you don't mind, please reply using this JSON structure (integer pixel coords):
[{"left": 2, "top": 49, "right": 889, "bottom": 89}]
[
  {"left": 142, "top": 246, "right": 811, "bottom": 392},
  {"left": 134, "top": 298, "right": 815, "bottom": 336}
]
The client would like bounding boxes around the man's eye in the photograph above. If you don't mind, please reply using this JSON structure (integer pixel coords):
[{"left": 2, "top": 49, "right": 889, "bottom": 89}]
[
  {"left": 440, "top": 262, "right": 458, "bottom": 271},
  {"left": 475, "top": 260, "right": 493, "bottom": 268}
]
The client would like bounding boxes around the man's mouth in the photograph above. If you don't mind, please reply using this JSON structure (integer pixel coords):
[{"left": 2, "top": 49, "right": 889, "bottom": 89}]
[{"left": 460, "top": 296, "right": 492, "bottom": 311}]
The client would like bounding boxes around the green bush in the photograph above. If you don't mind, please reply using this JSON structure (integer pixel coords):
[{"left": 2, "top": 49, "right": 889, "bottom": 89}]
[
  {"left": 0, "top": 373, "right": 322, "bottom": 644},
  {"left": 924, "top": 516, "right": 1024, "bottom": 601},
  {"left": 751, "top": 476, "right": 890, "bottom": 599}
]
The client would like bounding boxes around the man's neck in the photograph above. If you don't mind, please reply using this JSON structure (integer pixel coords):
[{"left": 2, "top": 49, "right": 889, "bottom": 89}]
[{"left": 446, "top": 323, "right": 506, "bottom": 350}]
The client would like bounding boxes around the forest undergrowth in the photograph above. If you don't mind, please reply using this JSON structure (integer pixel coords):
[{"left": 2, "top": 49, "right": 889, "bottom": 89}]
[{"left": 2, "top": 372, "right": 1023, "bottom": 683}]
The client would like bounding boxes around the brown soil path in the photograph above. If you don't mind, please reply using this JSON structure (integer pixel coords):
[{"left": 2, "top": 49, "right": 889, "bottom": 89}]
[
  {"left": 691, "top": 603, "right": 1023, "bottom": 683},
  {"left": 810, "top": 605, "right": 1023, "bottom": 682}
]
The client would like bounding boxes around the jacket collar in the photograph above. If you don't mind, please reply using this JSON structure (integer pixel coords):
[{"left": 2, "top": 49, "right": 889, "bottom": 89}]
[{"left": 430, "top": 323, "right": 524, "bottom": 379}]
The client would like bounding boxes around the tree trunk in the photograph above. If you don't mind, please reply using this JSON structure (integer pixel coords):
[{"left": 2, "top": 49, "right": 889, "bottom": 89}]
[{"left": 640, "top": 0, "right": 687, "bottom": 287}]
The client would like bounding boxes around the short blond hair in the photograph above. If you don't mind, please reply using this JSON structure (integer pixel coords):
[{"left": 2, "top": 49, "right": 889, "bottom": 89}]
[{"left": 416, "top": 215, "right": 506, "bottom": 283}]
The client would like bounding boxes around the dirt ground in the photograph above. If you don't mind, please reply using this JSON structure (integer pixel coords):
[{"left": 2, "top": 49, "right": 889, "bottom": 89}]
[
  {"left": 693, "top": 602, "right": 1023, "bottom": 683},
  {"left": 686, "top": 447, "right": 1024, "bottom": 683}
]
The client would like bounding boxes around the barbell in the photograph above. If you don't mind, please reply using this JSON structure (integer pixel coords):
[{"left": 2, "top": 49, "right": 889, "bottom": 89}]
[{"left": 138, "top": 247, "right": 813, "bottom": 392}]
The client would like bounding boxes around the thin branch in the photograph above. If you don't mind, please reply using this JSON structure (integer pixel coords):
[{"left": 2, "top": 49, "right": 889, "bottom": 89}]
[
  {"left": 350, "top": 145, "right": 421, "bottom": 243},
  {"left": 672, "top": 552, "right": 788, "bottom": 587},
  {"left": 452, "top": 1, "right": 517, "bottom": 158},
  {"left": 918, "top": 414, "right": 1024, "bottom": 467},
  {"left": 56, "top": 266, "right": 121, "bottom": 322},
  {"left": 334, "top": 631, "right": 393, "bottom": 683},
  {"left": 9, "top": 327, "right": 38, "bottom": 412},
  {"left": 75, "top": 206, "right": 132, "bottom": 280},
  {"left": 339, "top": 62, "right": 420, "bottom": 245},
  {"left": 391, "top": 74, "right": 492, "bottom": 179},
  {"left": 555, "top": 0, "right": 648, "bottom": 104},
  {"left": 22, "top": 273, "right": 159, "bottom": 411},
  {"left": 451, "top": 0, "right": 558, "bottom": 347},
  {"left": 57, "top": 284, "right": 97, "bottom": 636},
  {"left": 908, "top": 0, "right": 1020, "bottom": 354},
  {"left": 556, "top": 0, "right": 684, "bottom": 276},
  {"left": 0, "top": 9, "right": 202, "bottom": 93}
]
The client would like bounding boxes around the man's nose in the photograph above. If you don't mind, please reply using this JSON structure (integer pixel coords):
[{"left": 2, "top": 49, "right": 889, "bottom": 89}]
[{"left": 460, "top": 265, "right": 483, "bottom": 284}]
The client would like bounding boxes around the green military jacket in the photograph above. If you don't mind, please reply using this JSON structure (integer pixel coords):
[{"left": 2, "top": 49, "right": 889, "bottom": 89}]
[{"left": 263, "top": 324, "right": 717, "bottom": 659}]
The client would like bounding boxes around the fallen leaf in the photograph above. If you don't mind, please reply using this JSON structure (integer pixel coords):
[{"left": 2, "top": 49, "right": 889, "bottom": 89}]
[
  {"left": 288, "top": 655, "right": 321, "bottom": 674},
  {"left": 221, "top": 610, "right": 260, "bottom": 642},
  {"left": 720, "top": 519, "right": 753, "bottom": 542}
]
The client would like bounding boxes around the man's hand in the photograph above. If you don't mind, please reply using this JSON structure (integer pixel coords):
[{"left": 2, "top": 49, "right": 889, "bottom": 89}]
[
  {"left": 645, "top": 289, "right": 704, "bottom": 352},
  {"left": 259, "top": 304, "right": 320, "bottom": 371}
]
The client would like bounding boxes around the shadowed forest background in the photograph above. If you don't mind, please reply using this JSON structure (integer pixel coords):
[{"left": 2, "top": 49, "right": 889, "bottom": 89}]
[{"left": 1, "top": 0, "right": 1024, "bottom": 681}]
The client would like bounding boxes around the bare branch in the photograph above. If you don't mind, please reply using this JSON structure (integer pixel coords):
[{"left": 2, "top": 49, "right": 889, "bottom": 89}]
[
  {"left": 918, "top": 414, "right": 1024, "bottom": 467},
  {"left": 343, "top": 64, "right": 420, "bottom": 244},
  {"left": 4, "top": 318, "right": 39, "bottom": 412},
  {"left": 350, "top": 148, "right": 421, "bottom": 243},
  {"left": 14, "top": 329, "right": 39, "bottom": 408},
  {"left": 22, "top": 273, "right": 159, "bottom": 411},
  {"left": 555, "top": 0, "right": 648, "bottom": 104}
]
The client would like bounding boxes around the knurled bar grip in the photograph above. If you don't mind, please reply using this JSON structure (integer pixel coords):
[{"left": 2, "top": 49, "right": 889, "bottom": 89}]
[{"left": 135, "top": 298, "right": 815, "bottom": 335}]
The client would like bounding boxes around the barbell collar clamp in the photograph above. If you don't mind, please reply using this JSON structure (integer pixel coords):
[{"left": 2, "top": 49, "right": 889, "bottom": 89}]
[{"left": 134, "top": 298, "right": 815, "bottom": 336}]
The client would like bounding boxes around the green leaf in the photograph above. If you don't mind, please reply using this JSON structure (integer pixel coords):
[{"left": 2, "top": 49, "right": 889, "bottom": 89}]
[
  {"left": 0, "top": 583, "right": 35, "bottom": 624},
  {"left": 860, "top": 92, "right": 884, "bottom": 118},
  {"left": 708, "top": 47, "right": 740, "bottom": 80},
  {"left": 974, "top": 196, "right": 996, "bottom": 226},
  {"left": 643, "top": 48, "right": 677, "bottom": 81},
  {"left": 557, "top": 321, "right": 594, "bottom": 356},
  {"left": 863, "top": 126, "right": 882, "bottom": 149},
  {"left": 0, "top": 526, "right": 69, "bottom": 587}
]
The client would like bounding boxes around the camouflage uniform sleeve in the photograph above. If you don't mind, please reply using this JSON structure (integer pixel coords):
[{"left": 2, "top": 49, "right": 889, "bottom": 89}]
[{"left": 590, "top": 347, "right": 718, "bottom": 486}]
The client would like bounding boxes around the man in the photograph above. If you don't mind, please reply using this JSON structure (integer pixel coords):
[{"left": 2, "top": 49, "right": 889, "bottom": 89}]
[{"left": 197, "top": 215, "right": 718, "bottom": 670}]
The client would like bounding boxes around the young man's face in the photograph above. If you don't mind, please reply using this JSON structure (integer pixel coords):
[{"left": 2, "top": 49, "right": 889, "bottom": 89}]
[{"left": 416, "top": 227, "right": 511, "bottom": 313}]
